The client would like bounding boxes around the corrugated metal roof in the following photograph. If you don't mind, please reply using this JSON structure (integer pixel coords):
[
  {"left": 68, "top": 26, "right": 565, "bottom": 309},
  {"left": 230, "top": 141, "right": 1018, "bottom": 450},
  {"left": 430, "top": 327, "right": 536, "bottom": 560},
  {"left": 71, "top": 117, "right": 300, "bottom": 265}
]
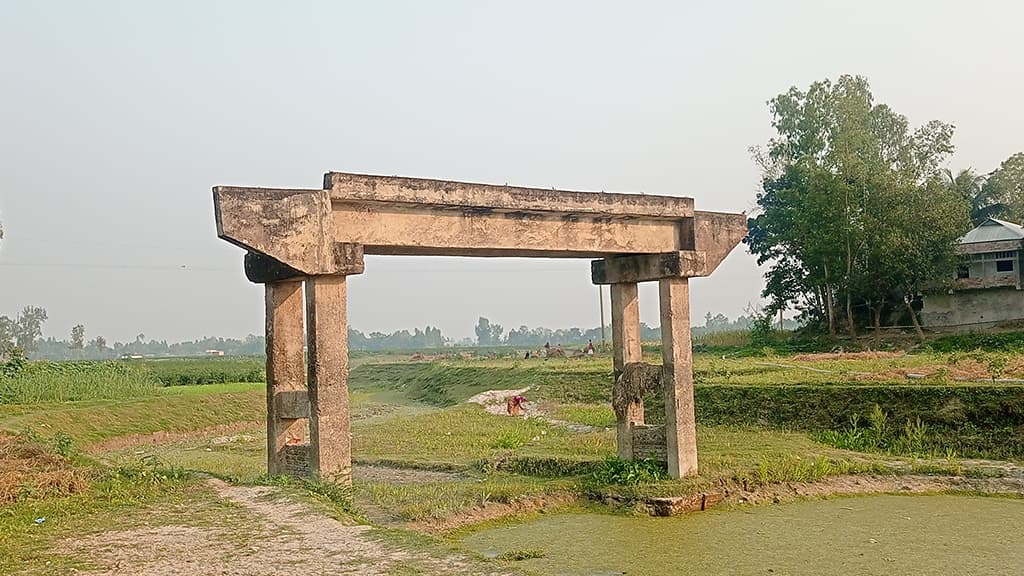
[{"left": 959, "top": 218, "right": 1024, "bottom": 244}]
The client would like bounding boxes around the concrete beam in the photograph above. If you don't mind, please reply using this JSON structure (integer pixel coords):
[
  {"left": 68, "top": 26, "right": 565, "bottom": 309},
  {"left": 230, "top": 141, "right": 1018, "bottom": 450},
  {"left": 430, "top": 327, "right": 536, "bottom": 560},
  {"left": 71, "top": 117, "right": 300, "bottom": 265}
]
[
  {"left": 215, "top": 174, "right": 746, "bottom": 264},
  {"left": 325, "top": 172, "right": 694, "bottom": 219},
  {"left": 305, "top": 276, "right": 352, "bottom": 485},
  {"left": 659, "top": 277, "right": 698, "bottom": 478},
  {"left": 592, "top": 251, "right": 707, "bottom": 284},
  {"left": 265, "top": 280, "right": 308, "bottom": 476},
  {"left": 693, "top": 211, "right": 747, "bottom": 274}
]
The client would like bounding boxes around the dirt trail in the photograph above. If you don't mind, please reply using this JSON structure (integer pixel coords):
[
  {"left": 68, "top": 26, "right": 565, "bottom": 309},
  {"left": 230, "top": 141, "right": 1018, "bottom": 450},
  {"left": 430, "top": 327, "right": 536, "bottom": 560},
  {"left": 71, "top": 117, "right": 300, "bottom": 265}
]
[
  {"left": 465, "top": 388, "right": 598, "bottom": 433},
  {"left": 87, "top": 421, "right": 263, "bottom": 453},
  {"left": 60, "top": 479, "right": 511, "bottom": 576}
]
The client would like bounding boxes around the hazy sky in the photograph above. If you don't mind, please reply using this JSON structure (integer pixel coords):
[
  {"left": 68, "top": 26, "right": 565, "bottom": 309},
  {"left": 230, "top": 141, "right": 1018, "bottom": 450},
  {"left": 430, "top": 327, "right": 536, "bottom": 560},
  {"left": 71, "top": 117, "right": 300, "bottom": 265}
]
[{"left": 2, "top": 1, "right": 1022, "bottom": 343}]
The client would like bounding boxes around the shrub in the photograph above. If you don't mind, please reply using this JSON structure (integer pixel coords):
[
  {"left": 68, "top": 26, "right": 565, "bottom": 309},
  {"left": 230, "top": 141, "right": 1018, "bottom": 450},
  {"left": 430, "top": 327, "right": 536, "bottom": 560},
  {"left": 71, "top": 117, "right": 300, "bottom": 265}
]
[{"left": 590, "top": 457, "right": 666, "bottom": 485}]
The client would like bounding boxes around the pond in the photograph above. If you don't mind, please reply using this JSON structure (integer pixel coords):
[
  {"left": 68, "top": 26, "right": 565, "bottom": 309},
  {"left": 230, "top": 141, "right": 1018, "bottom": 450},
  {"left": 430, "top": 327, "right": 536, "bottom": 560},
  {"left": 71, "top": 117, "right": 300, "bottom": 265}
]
[{"left": 462, "top": 495, "right": 1024, "bottom": 576}]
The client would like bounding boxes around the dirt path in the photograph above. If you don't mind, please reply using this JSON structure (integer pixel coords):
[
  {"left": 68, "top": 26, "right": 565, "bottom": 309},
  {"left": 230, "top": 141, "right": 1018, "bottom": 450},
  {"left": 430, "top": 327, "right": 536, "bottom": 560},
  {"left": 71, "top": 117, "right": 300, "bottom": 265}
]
[
  {"left": 86, "top": 421, "right": 263, "bottom": 453},
  {"left": 60, "top": 479, "right": 513, "bottom": 576},
  {"left": 465, "top": 388, "right": 598, "bottom": 433}
]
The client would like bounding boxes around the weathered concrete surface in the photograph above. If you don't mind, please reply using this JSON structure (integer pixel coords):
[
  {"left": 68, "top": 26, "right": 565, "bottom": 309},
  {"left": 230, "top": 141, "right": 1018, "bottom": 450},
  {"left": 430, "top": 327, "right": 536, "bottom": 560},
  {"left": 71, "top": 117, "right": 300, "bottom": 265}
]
[
  {"left": 330, "top": 204, "right": 681, "bottom": 257},
  {"left": 611, "top": 283, "right": 644, "bottom": 460},
  {"left": 265, "top": 280, "right": 308, "bottom": 476},
  {"left": 922, "top": 287, "right": 1024, "bottom": 330},
  {"left": 693, "top": 211, "right": 748, "bottom": 274},
  {"left": 215, "top": 188, "right": 336, "bottom": 275},
  {"left": 214, "top": 173, "right": 745, "bottom": 264},
  {"left": 592, "top": 251, "right": 707, "bottom": 284},
  {"left": 324, "top": 172, "right": 694, "bottom": 218},
  {"left": 659, "top": 277, "right": 698, "bottom": 478},
  {"left": 631, "top": 424, "right": 668, "bottom": 462},
  {"left": 245, "top": 252, "right": 304, "bottom": 284},
  {"left": 305, "top": 276, "right": 352, "bottom": 485}
]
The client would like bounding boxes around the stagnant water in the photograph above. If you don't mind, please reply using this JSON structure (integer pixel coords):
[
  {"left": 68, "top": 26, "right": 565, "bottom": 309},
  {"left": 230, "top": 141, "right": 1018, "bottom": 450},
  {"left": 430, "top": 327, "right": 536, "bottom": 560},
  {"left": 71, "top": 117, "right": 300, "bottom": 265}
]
[{"left": 462, "top": 495, "right": 1024, "bottom": 576}]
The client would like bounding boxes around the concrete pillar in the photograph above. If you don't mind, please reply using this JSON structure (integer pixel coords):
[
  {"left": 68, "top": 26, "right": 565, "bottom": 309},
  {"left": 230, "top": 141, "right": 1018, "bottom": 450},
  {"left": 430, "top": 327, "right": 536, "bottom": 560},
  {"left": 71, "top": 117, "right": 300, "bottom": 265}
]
[
  {"left": 659, "top": 277, "right": 697, "bottom": 478},
  {"left": 305, "top": 275, "right": 352, "bottom": 485},
  {"left": 610, "top": 282, "right": 644, "bottom": 459},
  {"left": 265, "top": 280, "right": 308, "bottom": 475}
]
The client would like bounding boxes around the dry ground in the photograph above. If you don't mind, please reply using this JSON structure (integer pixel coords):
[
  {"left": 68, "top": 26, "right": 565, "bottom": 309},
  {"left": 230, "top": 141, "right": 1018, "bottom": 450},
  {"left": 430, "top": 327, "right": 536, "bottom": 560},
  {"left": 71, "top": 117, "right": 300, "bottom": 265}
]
[{"left": 56, "top": 478, "right": 513, "bottom": 576}]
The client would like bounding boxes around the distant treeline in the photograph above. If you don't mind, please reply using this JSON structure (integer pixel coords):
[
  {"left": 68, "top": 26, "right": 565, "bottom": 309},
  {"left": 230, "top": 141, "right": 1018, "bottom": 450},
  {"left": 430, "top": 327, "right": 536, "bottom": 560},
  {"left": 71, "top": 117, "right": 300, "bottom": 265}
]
[{"left": 19, "top": 312, "right": 775, "bottom": 360}]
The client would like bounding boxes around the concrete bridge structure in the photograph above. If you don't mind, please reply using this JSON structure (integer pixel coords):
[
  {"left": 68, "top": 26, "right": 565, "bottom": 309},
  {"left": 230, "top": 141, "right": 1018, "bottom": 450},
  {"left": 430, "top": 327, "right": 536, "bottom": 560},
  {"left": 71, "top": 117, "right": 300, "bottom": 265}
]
[{"left": 213, "top": 172, "right": 746, "bottom": 483}]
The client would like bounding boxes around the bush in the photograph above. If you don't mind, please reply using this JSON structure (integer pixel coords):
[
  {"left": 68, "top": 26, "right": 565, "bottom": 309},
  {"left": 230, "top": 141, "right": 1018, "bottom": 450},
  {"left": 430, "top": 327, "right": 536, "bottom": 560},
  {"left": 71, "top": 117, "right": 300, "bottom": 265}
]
[{"left": 590, "top": 457, "right": 666, "bottom": 485}]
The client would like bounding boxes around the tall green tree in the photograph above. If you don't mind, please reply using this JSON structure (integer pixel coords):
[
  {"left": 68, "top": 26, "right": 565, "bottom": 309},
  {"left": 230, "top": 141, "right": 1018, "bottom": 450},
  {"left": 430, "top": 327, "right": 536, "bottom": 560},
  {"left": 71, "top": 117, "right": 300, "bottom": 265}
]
[
  {"left": 945, "top": 168, "right": 1006, "bottom": 225},
  {"left": 746, "top": 75, "right": 966, "bottom": 338},
  {"left": 985, "top": 152, "right": 1024, "bottom": 223},
  {"left": 0, "top": 316, "right": 14, "bottom": 358},
  {"left": 474, "top": 317, "right": 504, "bottom": 346},
  {"left": 70, "top": 324, "right": 85, "bottom": 358},
  {"left": 14, "top": 306, "right": 48, "bottom": 355}
]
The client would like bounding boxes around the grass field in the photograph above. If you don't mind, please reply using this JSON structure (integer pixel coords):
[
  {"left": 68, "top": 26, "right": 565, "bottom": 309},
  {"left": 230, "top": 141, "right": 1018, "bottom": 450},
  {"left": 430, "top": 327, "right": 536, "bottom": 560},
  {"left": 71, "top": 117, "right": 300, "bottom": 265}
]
[{"left": 3, "top": 347, "right": 1024, "bottom": 572}]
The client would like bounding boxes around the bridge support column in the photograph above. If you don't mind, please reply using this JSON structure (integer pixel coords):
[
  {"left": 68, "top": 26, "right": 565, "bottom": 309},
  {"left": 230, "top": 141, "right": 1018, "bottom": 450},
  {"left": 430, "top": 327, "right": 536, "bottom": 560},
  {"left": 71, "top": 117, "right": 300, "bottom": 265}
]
[
  {"left": 659, "top": 277, "right": 697, "bottom": 478},
  {"left": 610, "top": 282, "right": 644, "bottom": 459},
  {"left": 265, "top": 279, "right": 309, "bottom": 476},
  {"left": 305, "top": 275, "right": 353, "bottom": 485}
]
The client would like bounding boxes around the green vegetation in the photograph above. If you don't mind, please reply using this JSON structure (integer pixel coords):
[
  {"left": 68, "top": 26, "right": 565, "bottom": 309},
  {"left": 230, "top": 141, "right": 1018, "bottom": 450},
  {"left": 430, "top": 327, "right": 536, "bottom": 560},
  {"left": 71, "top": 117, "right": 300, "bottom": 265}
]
[
  {"left": 0, "top": 359, "right": 159, "bottom": 404},
  {"left": 2, "top": 347, "right": 1023, "bottom": 569},
  {"left": 0, "top": 385, "right": 264, "bottom": 446},
  {"left": 135, "top": 356, "right": 264, "bottom": 386},
  {"left": 590, "top": 457, "right": 666, "bottom": 485}
]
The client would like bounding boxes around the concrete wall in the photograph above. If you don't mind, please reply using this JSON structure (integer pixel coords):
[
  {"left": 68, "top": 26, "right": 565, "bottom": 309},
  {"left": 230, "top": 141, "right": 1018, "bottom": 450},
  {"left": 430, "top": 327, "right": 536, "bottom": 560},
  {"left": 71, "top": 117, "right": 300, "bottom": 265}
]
[{"left": 921, "top": 287, "right": 1024, "bottom": 330}]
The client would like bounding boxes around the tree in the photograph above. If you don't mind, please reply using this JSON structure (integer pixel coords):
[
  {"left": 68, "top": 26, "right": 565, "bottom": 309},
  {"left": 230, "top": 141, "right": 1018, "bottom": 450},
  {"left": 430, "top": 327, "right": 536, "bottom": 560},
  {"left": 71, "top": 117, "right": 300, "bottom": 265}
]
[
  {"left": 945, "top": 168, "right": 1005, "bottom": 225},
  {"left": 474, "top": 317, "right": 503, "bottom": 346},
  {"left": 746, "top": 75, "right": 965, "bottom": 338},
  {"left": 69, "top": 324, "right": 85, "bottom": 358},
  {"left": 90, "top": 335, "right": 107, "bottom": 354},
  {"left": 14, "top": 306, "right": 48, "bottom": 355},
  {"left": 985, "top": 152, "right": 1024, "bottom": 223},
  {"left": 0, "top": 316, "right": 15, "bottom": 358}
]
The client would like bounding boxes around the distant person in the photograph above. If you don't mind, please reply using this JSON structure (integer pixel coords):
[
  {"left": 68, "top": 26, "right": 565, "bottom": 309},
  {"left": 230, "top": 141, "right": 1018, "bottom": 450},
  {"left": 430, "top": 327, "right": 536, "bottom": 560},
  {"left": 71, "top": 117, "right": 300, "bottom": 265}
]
[{"left": 586, "top": 339, "right": 595, "bottom": 354}]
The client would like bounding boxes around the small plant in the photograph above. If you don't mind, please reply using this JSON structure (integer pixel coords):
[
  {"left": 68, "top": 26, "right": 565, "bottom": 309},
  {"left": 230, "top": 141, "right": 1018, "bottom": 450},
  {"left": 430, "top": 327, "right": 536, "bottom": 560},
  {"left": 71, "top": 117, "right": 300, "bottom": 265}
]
[
  {"left": 496, "top": 549, "right": 546, "bottom": 561},
  {"left": 490, "top": 429, "right": 529, "bottom": 450},
  {"left": 50, "top": 431, "right": 75, "bottom": 457},
  {"left": 591, "top": 456, "right": 666, "bottom": 485}
]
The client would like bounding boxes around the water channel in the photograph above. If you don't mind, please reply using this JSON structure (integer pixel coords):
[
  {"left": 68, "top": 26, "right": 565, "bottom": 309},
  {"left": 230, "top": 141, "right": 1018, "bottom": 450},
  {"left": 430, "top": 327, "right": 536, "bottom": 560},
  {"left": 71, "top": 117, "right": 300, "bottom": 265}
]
[{"left": 462, "top": 495, "right": 1024, "bottom": 575}]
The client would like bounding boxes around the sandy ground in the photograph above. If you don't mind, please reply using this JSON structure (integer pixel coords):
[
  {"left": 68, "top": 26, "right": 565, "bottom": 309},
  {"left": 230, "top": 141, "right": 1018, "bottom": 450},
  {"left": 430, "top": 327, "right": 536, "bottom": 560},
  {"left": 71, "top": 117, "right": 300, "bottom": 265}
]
[
  {"left": 465, "top": 388, "right": 597, "bottom": 433},
  {"left": 59, "top": 478, "right": 511, "bottom": 576}
]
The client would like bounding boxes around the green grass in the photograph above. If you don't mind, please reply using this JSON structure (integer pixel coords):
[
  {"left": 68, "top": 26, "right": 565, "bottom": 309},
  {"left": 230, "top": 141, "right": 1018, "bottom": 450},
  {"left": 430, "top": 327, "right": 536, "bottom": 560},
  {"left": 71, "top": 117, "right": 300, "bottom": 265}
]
[
  {"left": 134, "top": 356, "right": 265, "bottom": 386},
  {"left": 0, "top": 361, "right": 160, "bottom": 404},
  {"left": 0, "top": 442, "right": 197, "bottom": 575},
  {"left": 552, "top": 404, "right": 615, "bottom": 428},
  {"left": 0, "top": 389, "right": 265, "bottom": 446}
]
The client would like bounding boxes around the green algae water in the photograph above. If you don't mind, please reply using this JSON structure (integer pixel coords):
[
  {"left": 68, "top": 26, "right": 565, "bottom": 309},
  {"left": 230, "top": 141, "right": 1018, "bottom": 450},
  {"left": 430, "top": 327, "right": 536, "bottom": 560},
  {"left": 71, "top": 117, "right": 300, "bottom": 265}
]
[{"left": 462, "top": 495, "right": 1024, "bottom": 576}]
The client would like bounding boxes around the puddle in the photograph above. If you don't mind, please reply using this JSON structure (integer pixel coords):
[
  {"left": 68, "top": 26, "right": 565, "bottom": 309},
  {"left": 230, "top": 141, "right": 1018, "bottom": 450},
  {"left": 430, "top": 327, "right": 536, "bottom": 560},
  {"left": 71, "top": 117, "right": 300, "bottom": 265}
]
[{"left": 462, "top": 495, "right": 1024, "bottom": 575}]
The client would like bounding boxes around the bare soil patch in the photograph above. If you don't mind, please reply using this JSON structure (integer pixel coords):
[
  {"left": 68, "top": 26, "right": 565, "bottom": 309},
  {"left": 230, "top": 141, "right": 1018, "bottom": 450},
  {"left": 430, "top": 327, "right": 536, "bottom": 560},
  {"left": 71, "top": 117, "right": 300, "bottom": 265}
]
[
  {"left": 86, "top": 421, "right": 263, "bottom": 453},
  {"left": 791, "top": 351, "right": 905, "bottom": 362},
  {"left": 355, "top": 464, "right": 466, "bottom": 485},
  {"left": 59, "top": 478, "right": 511, "bottom": 576}
]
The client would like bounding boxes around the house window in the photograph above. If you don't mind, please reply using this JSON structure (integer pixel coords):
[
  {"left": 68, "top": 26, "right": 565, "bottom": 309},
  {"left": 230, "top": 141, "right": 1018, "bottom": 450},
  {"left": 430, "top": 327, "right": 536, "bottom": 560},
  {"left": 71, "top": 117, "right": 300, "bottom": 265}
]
[
  {"left": 997, "top": 260, "right": 1014, "bottom": 273},
  {"left": 957, "top": 265, "right": 970, "bottom": 279}
]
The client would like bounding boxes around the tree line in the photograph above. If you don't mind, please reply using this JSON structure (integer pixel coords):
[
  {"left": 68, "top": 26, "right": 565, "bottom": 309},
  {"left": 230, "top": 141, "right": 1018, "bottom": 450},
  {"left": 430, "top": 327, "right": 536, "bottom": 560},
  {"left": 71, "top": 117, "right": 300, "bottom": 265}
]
[
  {"left": 3, "top": 305, "right": 768, "bottom": 360},
  {"left": 746, "top": 74, "right": 1023, "bottom": 340}
]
